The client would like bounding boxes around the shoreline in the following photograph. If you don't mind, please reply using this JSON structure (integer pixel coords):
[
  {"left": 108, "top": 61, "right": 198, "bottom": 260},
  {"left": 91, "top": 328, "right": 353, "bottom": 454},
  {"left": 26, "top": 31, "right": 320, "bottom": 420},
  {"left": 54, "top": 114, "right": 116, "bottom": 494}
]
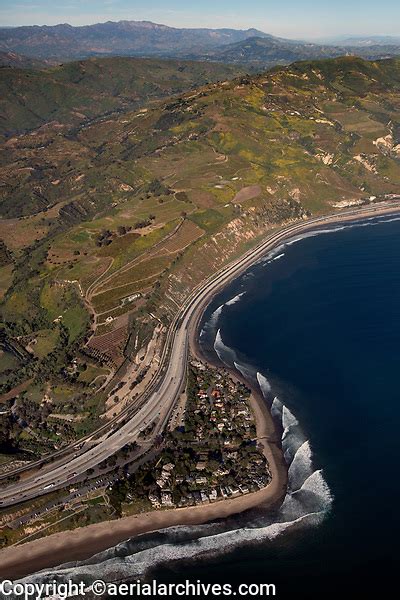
[
  {"left": 1, "top": 202, "right": 399, "bottom": 580},
  {"left": 0, "top": 363, "right": 287, "bottom": 581},
  {"left": 188, "top": 303, "right": 289, "bottom": 517}
]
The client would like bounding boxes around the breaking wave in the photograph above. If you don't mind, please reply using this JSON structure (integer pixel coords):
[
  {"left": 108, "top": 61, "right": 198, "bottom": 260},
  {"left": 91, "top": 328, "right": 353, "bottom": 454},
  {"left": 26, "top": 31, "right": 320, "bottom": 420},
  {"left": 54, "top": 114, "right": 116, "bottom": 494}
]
[
  {"left": 271, "top": 396, "right": 283, "bottom": 420},
  {"left": 214, "top": 329, "right": 238, "bottom": 366},
  {"left": 226, "top": 292, "right": 246, "bottom": 306},
  {"left": 22, "top": 215, "right": 389, "bottom": 587},
  {"left": 257, "top": 242, "right": 286, "bottom": 266},
  {"left": 234, "top": 361, "right": 256, "bottom": 381},
  {"left": 211, "top": 327, "right": 332, "bottom": 513},
  {"left": 208, "top": 330, "right": 333, "bottom": 545},
  {"left": 288, "top": 441, "right": 313, "bottom": 492},
  {"left": 200, "top": 304, "right": 224, "bottom": 339},
  {"left": 257, "top": 372, "right": 272, "bottom": 397},
  {"left": 254, "top": 213, "right": 400, "bottom": 271},
  {"left": 15, "top": 330, "right": 333, "bottom": 588},
  {"left": 200, "top": 293, "right": 245, "bottom": 339}
]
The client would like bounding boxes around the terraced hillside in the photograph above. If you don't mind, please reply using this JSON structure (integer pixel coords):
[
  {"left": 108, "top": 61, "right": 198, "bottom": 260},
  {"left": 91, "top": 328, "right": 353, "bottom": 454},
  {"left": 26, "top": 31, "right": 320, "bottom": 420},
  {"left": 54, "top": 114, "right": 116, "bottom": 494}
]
[{"left": 1, "top": 56, "right": 400, "bottom": 463}]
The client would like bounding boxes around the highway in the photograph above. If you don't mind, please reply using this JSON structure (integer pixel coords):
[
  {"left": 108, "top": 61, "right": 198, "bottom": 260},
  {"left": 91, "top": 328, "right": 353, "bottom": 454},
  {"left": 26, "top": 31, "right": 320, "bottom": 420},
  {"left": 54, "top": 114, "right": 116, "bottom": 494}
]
[{"left": 1, "top": 202, "right": 398, "bottom": 508}]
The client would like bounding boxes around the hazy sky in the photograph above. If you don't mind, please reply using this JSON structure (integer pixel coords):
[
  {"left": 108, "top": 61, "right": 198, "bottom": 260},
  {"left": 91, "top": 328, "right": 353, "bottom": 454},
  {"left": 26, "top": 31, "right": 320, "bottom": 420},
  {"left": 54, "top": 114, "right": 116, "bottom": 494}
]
[{"left": 1, "top": 0, "right": 400, "bottom": 39}]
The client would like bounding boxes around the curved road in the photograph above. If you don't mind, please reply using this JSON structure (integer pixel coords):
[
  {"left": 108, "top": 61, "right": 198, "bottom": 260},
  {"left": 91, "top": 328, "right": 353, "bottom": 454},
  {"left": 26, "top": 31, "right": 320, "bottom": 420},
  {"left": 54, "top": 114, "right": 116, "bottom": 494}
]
[{"left": 1, "top": 203, "right": 398, "bottom": 508}]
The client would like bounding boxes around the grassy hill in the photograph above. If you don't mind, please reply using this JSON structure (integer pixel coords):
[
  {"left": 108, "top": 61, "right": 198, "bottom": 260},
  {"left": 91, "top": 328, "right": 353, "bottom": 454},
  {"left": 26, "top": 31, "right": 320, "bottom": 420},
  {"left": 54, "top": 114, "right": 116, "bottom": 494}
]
[
  {"left": 1, "top": 55, "right": 400, "bottom": 457},
  {"left": 0, "top": 56, "right": 243, "bottom": 137}
]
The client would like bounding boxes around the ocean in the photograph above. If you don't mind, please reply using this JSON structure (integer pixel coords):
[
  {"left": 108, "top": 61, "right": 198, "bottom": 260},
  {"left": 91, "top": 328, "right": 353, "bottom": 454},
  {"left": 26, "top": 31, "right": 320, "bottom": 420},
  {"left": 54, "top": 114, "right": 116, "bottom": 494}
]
[{"left": 14, "top": 213, "right": 400, "bottom": 598}]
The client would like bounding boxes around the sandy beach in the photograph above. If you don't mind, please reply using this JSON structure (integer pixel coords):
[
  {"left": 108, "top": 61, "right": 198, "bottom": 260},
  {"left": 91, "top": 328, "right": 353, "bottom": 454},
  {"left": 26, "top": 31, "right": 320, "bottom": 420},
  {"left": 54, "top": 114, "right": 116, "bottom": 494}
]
[
  {"left": 0, "top": 291, "right": 288, "bottom": 580},
  {"left": 1, "top": 201, "right": 399, "bottom": 580},
  {"left": 0, "top": 310, "right": 287, "bottom": 582},
  {"left": 0, "top": 361, "right": 288, "bottom": 580},
  {"left": 0, "top": 442, "right": 286, "bottom": 579}
]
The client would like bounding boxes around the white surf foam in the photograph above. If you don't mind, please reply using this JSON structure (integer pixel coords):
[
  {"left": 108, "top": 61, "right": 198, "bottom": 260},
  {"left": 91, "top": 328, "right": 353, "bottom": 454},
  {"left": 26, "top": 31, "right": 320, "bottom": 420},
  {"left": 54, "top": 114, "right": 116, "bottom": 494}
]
[
  {"left": 200, "top": 304, "right": 224, "bottom": 339},
  {"left": 271, "top": 396, "right": 283, "bottom": 420},
  {"left": 257, "top": 243, "right": 286, "bottom": 266},
  {"left": 299, "top": 469, "right": 333, "bottom": 503},
  {"left": 226, "top": 292, "right": 246, "bottom": 306},
  {"left": 16, "top": 376, "right": 333, "bottom": 586},
  {"left": 209, "top": 304, "right": 224, "bottom": 327},
  {"left": 16, "top": 506, "right": 328, "bottom": 586},
  {"left": 201, "top": 293, "right": 246, "bottom": 342},
  {"left": 284, "top": 214, "right": 400, "bottom": 250},
  {"left": 282, "top": 404, "right": 299, "bottom": 433},
  {"left": 214, "top": 329, "right": 237, "bottom": 366},
  {"left": 288, "top": 440, "right": 313, "bottom": 492},
  {"left": 234, "top": 361, "right": 256, "bottom": 381},
  {"left": 257, "top": 372, "right": 272, "bottom": 397},
  {"left": 253, "top": 219, "right": 387, "bottom": 268}
]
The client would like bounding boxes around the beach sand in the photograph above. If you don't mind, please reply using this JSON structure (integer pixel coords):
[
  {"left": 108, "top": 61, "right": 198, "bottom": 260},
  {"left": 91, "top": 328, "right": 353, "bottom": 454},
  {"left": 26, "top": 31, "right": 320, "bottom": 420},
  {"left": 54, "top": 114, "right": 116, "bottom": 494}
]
[
  {"left": 0, "top": 336, "right": 287, "bottom": 580},
  {"left": 1, "top": 201, "right": 399, "bottom": 580},
  {"left": 0, "top": 444, "right": 286, "bottom": 579}
]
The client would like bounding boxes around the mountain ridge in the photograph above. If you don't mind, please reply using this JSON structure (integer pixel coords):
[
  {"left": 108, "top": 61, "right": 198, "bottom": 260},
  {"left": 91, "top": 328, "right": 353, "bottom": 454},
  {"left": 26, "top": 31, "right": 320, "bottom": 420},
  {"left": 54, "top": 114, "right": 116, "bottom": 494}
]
[
  {"left": 2, "top": 19, "right": 400, "bottom": 67},
  {"left": 0, "top": 20, "right": 270, "bottom": 60}
]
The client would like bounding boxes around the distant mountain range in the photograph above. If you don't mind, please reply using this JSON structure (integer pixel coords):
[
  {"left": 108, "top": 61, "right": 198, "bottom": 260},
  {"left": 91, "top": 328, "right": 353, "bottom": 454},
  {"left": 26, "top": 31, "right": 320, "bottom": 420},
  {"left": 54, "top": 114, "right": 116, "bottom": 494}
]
[
  {"left": 199, "top": 36, "right": 347, "bottom": 65},
  {"left": 320, "top": 35, "right": 400, "bottom": 47},
  {"left": 0, "top": 21, "right": 269, "bottom": 61},
  {"left": 201, "top": 36, "right": 400, "bottom": 66},
  {"left": 0, "top": 20, "right": 400, "bottom": 67}
]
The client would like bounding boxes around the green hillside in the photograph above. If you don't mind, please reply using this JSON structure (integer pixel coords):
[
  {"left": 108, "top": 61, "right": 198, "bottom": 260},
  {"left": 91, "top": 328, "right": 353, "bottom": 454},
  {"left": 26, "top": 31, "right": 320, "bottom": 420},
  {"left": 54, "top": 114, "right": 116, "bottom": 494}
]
[
  {"left": 1, "top": 56, "right": 400, "bottom": 456},
  {"left": 0, "top": 56, "right": 242, "bottom": 136}
]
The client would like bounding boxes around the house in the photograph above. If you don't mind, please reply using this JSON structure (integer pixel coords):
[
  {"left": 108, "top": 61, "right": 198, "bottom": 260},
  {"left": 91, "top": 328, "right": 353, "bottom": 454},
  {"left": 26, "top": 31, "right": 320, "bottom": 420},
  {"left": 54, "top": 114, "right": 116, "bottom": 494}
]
[
  {"left": 196, "top": 461, "right": 207, "bottom": 471},
  {"left": 195, "top": 476, "right": 208, "bottom": 485},
  {"left": 200, "top": 491, "right": 209, "bottom": 503},
  {"left": 149, "top": 493, "right": 161, "bottom": 508},
  {"left": 161, "top": 491, "right": 174, "bottom": 507},
  {"left": 209, "top": 489, "right": 218, "bottom": 502}
]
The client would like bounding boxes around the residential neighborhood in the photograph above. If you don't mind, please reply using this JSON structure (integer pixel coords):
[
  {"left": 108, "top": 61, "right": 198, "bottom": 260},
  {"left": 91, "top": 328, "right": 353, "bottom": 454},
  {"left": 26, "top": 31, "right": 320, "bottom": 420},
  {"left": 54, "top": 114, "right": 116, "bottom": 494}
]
[{"left": 109, "top": 361, "right": 271, "bottom": 512}]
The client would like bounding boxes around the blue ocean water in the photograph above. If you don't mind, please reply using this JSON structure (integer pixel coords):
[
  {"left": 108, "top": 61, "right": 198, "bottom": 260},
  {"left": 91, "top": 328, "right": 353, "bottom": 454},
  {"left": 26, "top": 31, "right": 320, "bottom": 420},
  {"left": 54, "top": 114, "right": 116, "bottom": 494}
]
[
  {"left": 154, "top": 213, "right": 400, "bottom": 597},
  {"left": 15, "top": 214, "right": 400, "bottom": 598}
]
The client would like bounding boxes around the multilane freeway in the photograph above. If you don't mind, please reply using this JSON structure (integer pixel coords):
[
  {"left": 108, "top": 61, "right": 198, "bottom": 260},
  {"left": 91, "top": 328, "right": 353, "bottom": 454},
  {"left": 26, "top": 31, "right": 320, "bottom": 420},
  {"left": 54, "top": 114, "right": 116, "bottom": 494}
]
[{"left": 1, "top": 203, "right": 397, "bottom": 508}]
